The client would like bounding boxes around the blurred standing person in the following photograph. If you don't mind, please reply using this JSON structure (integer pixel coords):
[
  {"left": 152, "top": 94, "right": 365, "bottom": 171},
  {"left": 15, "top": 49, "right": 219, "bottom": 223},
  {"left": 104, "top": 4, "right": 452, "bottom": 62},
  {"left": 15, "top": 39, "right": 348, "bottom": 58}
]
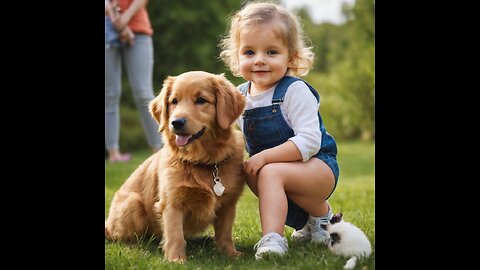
[{"left": 105, "top": 0, "right": 162, "bottom": 163}]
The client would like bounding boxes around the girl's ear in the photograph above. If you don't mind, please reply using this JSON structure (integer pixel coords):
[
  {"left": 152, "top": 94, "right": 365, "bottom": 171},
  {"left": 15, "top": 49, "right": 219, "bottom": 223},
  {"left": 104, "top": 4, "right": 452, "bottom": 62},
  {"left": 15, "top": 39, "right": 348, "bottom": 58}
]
[
  {"left": 287, "top": 50, "right": 296, "bottom": 66},
  {"left": 288, "top": 57, "right": 294, "bottom": 68}
]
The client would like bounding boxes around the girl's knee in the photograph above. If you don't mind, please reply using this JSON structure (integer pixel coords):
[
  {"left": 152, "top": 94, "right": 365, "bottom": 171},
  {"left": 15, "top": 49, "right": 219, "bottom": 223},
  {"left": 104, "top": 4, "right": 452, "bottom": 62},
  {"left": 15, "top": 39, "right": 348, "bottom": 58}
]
[{"left": 258, "top": 164, "right": 284, "bottom": 187}]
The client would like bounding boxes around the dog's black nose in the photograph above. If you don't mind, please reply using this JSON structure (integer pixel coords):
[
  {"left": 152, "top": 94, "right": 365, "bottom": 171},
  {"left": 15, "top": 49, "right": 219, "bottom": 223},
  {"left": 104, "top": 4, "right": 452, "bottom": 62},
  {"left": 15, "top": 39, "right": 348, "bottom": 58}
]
[{"left": 171, "top": 118, "right": 186, "bottom": 130}]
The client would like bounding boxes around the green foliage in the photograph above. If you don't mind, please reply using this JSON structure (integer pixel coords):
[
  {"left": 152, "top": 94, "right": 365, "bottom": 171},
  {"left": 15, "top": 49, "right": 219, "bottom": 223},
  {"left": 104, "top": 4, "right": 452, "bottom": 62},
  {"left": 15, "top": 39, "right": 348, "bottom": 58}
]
[
  {"left": 105, "top": 141, "right": 375, "bottom": 269},
  {"left": 118, "top": 105, "right": 151, "bottom": 151},
  {"left": 148, "top": 0, "right": 244, "bottom": 90},
  {"left": 291, "top": 0, "right": 375, "bottom": 140}
]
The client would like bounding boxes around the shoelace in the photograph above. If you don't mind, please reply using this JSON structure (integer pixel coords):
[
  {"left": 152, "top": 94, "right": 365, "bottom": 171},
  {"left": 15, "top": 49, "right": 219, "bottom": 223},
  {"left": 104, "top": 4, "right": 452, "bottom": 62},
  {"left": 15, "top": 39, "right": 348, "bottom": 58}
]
[{"left": 253, "top": 233, "right": 287, "bottom": 251}]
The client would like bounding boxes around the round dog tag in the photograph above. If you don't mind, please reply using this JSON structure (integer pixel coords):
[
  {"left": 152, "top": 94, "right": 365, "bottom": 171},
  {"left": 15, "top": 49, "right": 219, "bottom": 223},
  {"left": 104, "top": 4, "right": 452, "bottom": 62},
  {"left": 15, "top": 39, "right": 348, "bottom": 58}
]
[{"left": 213, "top": 180, "right": 225, "bottom": 196}]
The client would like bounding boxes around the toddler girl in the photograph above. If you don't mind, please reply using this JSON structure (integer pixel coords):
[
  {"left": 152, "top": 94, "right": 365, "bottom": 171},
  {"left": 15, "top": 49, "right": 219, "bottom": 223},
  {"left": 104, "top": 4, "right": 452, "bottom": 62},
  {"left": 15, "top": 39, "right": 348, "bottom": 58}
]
[{"left": 219, "top": 1, "right": 339, "bottom": 259}]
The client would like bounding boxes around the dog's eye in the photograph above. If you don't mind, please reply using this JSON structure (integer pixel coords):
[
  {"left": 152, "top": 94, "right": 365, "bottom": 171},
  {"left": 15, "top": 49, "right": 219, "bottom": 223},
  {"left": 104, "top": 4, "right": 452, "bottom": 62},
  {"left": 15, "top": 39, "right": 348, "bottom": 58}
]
[
  {"left": 171, "top": 98, "right": 178, "bottom": 105},
  {"left": 196, "top": 97, "right": 207, "bottom": 105}
]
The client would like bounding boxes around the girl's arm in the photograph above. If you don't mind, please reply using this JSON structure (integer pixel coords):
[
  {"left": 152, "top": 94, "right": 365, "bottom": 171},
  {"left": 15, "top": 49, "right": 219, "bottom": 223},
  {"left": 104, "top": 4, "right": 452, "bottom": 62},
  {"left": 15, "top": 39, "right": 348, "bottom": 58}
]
[
  {"left": 284, "top": 81, "right": 322, "bottom": 162},
  {"left": 244, "top": 140, "right": 302, "bottom": 176},
  {"left": 244, "top": 81, "right": 321, "bottom": 176}
]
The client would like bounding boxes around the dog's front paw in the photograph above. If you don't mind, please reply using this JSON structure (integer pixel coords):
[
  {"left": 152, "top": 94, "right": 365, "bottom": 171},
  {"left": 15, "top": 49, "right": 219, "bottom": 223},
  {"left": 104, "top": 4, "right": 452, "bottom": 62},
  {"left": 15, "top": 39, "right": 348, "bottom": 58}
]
[
  {"left": 164, "top": 247, "right": 187, "bottom": 263},
  {"left": 228, "top": 249, "right": 243, "bottom": 257},
  {"left": 162, "top": 238, "right": 187, "bottom": 263},
  {"left": 164, "top": 251, "right": 186, "bottom": 263},
  {"left": 167, "top": 256, "right": 186, "bottom": 263},
  {"left": 220, "top": 246, "right": 242, "bottom": 257}
]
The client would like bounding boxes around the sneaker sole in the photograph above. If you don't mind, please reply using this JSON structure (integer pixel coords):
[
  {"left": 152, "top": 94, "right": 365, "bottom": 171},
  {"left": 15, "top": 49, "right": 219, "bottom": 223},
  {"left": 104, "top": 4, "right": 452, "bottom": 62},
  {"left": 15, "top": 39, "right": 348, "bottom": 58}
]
[{"left": 255, "top": 250, "right": 286, "bottom": 260}]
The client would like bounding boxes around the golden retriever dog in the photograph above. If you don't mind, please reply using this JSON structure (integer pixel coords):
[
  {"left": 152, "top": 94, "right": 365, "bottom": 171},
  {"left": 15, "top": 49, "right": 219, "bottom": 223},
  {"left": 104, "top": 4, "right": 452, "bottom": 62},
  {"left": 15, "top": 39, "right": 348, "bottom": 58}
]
[{"left": 105, "top": 71, "right": 246, "bottom": 262}]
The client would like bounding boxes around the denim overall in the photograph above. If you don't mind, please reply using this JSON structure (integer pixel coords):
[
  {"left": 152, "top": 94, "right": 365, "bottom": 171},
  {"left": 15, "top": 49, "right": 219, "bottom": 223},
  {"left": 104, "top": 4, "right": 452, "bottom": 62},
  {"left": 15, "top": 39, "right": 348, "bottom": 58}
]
[{"left": 239, "top": 76, "right": 339, "bottom": 230}]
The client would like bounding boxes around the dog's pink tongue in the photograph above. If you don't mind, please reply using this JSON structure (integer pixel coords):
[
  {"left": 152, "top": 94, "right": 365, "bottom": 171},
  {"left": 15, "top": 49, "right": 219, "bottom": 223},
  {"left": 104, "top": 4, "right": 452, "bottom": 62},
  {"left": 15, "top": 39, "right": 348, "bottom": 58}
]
[{"left": 176, "top": 135, "right": 192, "bottom": 146}]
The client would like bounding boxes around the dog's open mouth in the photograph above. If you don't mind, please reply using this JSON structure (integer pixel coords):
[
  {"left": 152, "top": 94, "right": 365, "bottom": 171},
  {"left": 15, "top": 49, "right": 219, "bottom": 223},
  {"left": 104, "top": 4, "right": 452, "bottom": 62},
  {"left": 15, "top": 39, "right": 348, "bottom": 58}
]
[{"left": 175, "top": 127, "right": 206, "bottom": 146}]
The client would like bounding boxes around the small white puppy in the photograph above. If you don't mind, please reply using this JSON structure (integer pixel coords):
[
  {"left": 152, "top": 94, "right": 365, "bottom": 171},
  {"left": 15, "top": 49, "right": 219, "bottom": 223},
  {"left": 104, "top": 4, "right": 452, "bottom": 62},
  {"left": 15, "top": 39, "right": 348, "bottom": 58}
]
[{"left": 327, "top": 213, "right": 372, "bottom": 269}]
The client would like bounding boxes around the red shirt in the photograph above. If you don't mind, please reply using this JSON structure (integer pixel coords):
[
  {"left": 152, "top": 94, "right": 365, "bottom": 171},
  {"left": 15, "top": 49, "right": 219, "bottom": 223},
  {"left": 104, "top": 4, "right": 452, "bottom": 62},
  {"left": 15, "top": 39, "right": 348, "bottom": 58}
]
[{"left": 118, "top": 0, "right": 153, "bottom": 36}]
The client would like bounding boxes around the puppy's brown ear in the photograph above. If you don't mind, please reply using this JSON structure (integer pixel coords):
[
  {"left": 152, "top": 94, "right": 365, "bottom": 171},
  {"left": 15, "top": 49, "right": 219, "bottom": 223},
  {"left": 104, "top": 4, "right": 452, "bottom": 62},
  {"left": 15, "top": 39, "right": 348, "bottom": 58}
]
[
  {"left": 214, "top": 73, "right": 246, "bottom": 130},
  {"left": 149, "top": 76, "right": 175, "bottom": 132}
]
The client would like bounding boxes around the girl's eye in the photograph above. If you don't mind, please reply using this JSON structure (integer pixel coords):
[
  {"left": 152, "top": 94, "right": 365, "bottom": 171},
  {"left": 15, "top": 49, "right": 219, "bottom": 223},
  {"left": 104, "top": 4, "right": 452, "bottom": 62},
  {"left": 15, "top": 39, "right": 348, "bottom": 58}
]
[
  {"left": 244, "top": 50, "right": 254, "bottom": 55},
  {"left": 196, "top": 97, "right": 207, "bottom": 104},
  {"left": 267, "top": 50, "right": 278, "bottom": 55},
  {"left": 171, "top": 98, "right": 178, "bottom": 104}
]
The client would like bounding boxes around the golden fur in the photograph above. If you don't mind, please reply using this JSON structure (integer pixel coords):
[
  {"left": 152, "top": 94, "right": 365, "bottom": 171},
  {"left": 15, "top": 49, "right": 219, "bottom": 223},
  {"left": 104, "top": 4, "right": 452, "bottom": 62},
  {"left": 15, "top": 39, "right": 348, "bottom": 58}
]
[{"left": 105, "top": 71, "right": 246, "bottom": 262}]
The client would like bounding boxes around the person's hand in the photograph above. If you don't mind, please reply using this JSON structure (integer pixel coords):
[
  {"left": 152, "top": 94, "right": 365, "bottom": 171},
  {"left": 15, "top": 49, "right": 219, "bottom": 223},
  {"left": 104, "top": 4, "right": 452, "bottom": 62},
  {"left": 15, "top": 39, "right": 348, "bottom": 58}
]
[
  {"left": 105, "top": 0, "right": 120, "bottom": 19},
  {"left": 113, "top": 13, "right": 130, "bottom": 32},
  {"left": 105, "top": 2, "right": 116, "bottom": 18},
  {"left": 120, "top": 27, "right": 135, "bottom": 46},
  {"left": 243, "top": 152, "right": 267, "bottom": 177}
]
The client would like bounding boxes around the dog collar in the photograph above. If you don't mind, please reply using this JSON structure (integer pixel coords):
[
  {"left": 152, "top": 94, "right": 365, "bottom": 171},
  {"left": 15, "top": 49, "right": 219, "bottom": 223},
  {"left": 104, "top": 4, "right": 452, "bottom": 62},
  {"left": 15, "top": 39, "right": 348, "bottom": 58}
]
[
  {"left": 180, "top": 156, "right": 229, "bottom": 168},
  {"left": 180, "top": 157, "right": 229, "bottom": 197}
]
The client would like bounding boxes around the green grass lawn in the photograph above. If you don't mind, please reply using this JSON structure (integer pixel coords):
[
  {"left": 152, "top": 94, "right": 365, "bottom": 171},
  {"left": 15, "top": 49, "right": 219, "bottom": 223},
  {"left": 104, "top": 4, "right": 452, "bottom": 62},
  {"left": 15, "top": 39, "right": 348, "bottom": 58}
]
[{"left": 105, "top": 141, "right": 375, "bottom": 269}]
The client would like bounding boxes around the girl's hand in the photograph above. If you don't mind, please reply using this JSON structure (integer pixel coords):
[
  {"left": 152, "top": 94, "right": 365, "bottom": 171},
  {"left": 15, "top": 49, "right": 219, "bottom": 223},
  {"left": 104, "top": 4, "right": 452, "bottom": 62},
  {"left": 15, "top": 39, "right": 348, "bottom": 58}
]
[{"left": 243, "top": 152, "right": 267, "bottom": 177}]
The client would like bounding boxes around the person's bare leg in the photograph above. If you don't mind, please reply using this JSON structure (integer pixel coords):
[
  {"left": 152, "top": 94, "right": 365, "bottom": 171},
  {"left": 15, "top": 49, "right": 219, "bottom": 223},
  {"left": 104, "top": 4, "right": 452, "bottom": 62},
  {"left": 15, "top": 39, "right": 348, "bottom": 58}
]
[
  {"left": 257, "top": 170, "right": 288, "bottom": 236},
  {"left": 256, "top": 158, "right": 335, "bottom": 236}
]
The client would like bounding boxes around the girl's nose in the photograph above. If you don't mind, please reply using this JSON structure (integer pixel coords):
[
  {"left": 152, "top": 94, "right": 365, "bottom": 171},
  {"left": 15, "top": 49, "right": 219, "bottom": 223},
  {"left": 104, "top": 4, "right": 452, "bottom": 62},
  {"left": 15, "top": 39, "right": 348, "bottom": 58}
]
[{"left": 254, "top": 54, "right": 266, "bottom": 65}]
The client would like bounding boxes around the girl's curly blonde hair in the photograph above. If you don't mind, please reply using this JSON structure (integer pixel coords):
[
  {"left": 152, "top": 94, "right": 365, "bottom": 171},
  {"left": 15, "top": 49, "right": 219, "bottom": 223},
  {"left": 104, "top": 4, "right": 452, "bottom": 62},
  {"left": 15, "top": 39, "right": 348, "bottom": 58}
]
[{"left": 219, "top": 1, "right": 315, "bottom": 77}]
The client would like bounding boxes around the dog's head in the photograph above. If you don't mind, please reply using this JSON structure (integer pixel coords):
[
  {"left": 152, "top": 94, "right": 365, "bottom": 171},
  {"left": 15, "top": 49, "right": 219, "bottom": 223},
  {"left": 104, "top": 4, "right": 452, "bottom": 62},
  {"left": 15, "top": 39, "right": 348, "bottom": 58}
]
[{"left": 149, "top": 71, "right": 245, "bottom": 156}]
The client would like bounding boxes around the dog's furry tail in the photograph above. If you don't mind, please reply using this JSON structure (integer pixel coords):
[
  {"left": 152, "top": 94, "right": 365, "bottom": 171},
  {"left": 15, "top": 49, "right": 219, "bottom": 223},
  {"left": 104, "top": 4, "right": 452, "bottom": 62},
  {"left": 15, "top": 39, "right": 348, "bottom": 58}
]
[{"left": 343, "top": 256, "right": 357, "bottom": 269}]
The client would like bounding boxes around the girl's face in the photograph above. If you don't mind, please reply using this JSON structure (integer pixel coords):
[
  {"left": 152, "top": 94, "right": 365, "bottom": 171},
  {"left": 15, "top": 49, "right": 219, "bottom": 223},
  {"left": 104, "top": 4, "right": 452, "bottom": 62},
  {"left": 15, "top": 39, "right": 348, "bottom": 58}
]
[{"left": 237, "top": 22, "right": 291, "bottom": 92}]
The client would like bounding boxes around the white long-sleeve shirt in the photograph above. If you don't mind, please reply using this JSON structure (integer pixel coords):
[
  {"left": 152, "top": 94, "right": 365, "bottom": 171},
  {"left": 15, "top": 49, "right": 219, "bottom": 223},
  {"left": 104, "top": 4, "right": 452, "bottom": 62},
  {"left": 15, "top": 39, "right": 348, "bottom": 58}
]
[{"left": 236, "top": 80, "right": 322, "bottom": 162}]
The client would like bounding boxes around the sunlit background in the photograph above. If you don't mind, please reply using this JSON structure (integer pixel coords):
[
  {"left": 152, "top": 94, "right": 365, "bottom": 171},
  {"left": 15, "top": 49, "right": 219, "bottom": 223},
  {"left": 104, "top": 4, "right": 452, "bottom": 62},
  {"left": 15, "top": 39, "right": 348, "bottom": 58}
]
[{"left": 283, "top": 0, "right": 355, "bottom": 25}]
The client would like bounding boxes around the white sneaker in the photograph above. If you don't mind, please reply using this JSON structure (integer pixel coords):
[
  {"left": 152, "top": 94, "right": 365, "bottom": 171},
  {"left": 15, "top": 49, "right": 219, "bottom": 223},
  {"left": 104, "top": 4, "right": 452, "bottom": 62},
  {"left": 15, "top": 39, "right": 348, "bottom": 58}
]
[
  {"left": 254, "top": 232, "right": 288, "bottom": 260},
  {"left": 291, "top": 222, "right": 311, "bottom": 243},
  {"left": 309, "top": 208, "right": 333, "bottom": 245}
]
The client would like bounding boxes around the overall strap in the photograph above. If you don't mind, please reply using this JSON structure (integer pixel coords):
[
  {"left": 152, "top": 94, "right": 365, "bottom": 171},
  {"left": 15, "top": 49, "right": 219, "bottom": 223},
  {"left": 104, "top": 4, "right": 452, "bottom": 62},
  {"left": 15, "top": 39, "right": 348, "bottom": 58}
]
[
  {"left": 238, "top": 81, "right": 250, "bottom": 97},
  {"left": 272, "top": 76, "right": 320, "bottom": 104}
]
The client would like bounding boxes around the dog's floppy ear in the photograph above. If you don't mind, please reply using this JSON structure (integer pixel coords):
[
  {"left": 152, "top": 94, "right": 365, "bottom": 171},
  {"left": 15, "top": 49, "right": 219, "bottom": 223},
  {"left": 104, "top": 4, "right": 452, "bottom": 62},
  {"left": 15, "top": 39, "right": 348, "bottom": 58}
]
[
  {"left": 149, "top": 75, "right": 175, "bottom": 132},
  {"left": 213, "top": 73, "right": 246, "bottom": 130}
]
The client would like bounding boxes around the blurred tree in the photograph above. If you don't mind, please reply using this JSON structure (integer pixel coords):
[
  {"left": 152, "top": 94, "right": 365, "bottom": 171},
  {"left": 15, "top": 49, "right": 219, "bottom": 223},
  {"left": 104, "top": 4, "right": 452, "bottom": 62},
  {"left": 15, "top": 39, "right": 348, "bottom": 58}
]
[
  {"left": 295, "top": 0, "right": 375, "bottom": 140},
  {"left": 148, "top": 0, "right": 243, "bottom": 92},
  {"left": 334, "top": 0, "right": 375, "bottom": 140}
]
